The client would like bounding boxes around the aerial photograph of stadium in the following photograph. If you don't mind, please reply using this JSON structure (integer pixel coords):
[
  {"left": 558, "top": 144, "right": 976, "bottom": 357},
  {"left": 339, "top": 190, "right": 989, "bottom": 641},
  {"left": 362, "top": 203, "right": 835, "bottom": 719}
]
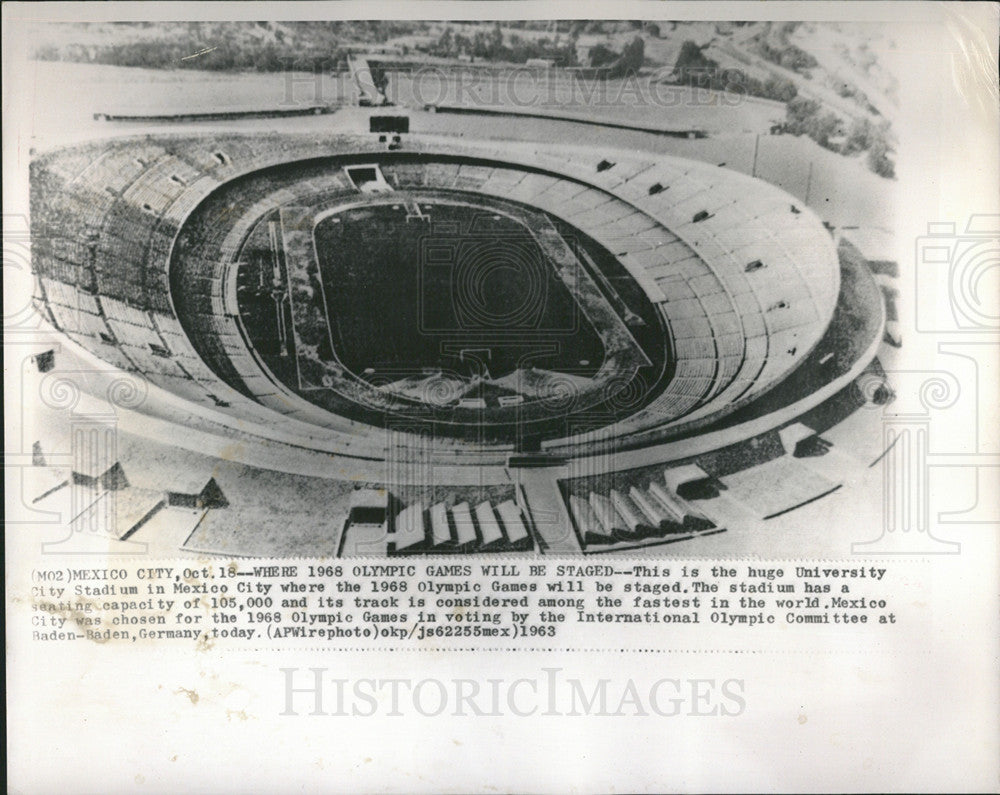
[{"left": 17, "top": 19, "right": 905, "bottom": 558}]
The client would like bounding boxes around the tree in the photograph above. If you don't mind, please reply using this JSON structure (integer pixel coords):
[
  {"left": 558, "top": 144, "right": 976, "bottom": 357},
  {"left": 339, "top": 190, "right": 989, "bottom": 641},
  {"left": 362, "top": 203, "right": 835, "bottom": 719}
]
[
  {"left": 611, "top": 36, "right": 645, "bottom": 77},
  {"left": 866, "top": 129, "right": 896, "bottom": 178},
  {"left": 588, "top": 43, "right": 618, "bottom": 67},
  {"left": 435, "top": 27, "right": 453, "bottom": 56},
  {"left": 489, "top": 21, "right": 503, "bottom": 58},
  {"left": 807, "top": 111, "right": 843, "bottom": 149},
  {"left": 763, "top": 74, "right": 798, "bottom": 103},
  {"left": 784, "top": 97, "right": 822, "bottom": 135},
  {"left": 843, "top": 117, "right": 876, "bottom": 155},
  {"left": 674, "top": 40, "right": 716, "bottom": 73}
]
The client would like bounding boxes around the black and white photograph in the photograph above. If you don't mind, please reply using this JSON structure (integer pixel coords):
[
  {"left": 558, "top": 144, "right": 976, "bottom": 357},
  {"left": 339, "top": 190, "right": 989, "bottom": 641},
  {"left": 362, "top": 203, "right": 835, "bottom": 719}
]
[
  {"left": 16, "top": 13, "right": 915, "bottom": 558},
  {"left": 5, "top": 2, "right": 998, "bottom": 792}
]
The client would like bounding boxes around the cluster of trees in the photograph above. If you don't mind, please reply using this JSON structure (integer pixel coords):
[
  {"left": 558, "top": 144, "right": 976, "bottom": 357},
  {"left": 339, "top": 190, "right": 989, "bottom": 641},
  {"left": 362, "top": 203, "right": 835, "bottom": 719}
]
[
  {"left": 566, "top": 21, "right": 659, "bottom": 36},
  {"left": 619, "top": 37, "right": 646, "bottom": 71},
  {"left": 847, "top": 117, "right": 896, "bottom": 178},
  {"left": 671, "top": 40, "right": 895, "bottom": 178},
  {"left": 784, "top": 97, "right": 896, "bottom": 178},
  {"left": 784, "top": 98, "right": 842, "bottom": 147},
  {"left": 755, "top": 38, "right": 819, "bottom": 76},
  {"left": 586, "top": 43, "right": 620, "bottom": 68},
  {"left": 32, "top": 21, "right": 420, "bottom": 72},
  {"left": 752, "top": 22, "right": 819, "bottom": 76},
  {"left": 834, "top": 79, "right": 880, "bottom": 116},
  {"left": 566, "top": 36, "right": 646, "bottom": 79},
  {"left": 35, "top": 39, "right": 350, "bottom": 72},
  {"left": 426, "top": 23, "right": 579, "bottom": 66},
  {"left": 671, "top": 41, "right": 799, "bottom": 103}
]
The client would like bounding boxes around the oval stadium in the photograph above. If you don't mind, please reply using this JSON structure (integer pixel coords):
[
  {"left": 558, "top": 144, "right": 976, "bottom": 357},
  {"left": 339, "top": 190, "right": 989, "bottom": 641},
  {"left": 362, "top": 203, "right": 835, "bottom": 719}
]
[{"left": 26, "top": 110, "right": 894, "bottom": 558}]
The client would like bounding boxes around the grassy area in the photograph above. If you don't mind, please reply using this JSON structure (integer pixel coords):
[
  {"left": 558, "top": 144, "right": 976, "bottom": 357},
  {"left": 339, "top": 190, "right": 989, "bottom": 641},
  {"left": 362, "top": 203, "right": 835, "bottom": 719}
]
[{"left": 31, "top": 21, "right": 422, "bottom": 72}]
